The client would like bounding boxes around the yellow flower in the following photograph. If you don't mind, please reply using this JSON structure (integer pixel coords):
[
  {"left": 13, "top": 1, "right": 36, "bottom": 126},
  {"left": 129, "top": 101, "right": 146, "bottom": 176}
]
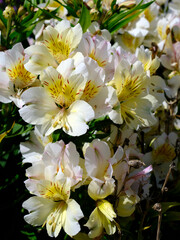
[
  {"left": 117, "top": 194, "right": 140, "bottom": 217},
  {"left": 85, "top": 199, "right": 116, "bottom": 238}
]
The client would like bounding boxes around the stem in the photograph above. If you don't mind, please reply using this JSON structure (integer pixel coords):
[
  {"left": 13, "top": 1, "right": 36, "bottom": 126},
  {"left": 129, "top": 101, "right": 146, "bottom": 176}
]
[
  {"left": 156, "top": 211, "right": 162, "bottom": 240},
  {"left": 161, "top": 162, "right": 175, "bottom": 194},
  {"left": 138, "top": 200, "right": 149, "bottom": 240}
]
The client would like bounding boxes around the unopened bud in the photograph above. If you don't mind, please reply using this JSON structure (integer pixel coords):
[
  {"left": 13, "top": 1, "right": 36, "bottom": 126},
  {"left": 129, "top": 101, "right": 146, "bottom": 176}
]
[
  {"left": 152, "top": 203, "right": 162, "bottom": 212},
  {"left": 90, "top": 8, "right": 99, "bottom": 21},
  {"left": 118, "top": 0, "right": 136, "bottom": 9},
  {"left": 128, "top": 160, "right": 145, "bottom": 169},
  {"left": 3, "top": 6, "right": 15, "bottom": 19},
  {"left": 17, "top": 5, "right": 26, "bottom": 17}
]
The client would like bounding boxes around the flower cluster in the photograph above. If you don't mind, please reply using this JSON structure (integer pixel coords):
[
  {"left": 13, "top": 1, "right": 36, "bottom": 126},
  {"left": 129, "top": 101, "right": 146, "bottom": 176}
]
[{"left": 0, "top": 0, "right": 179, "bottom": 239}]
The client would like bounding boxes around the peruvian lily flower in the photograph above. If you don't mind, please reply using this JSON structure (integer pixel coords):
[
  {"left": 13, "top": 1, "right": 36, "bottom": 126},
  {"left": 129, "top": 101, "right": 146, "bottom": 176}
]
[
  {"left": 136, "top": 45, "right": 160, "bottom": 76},
  {"left": 20, "top": 126, "right": 53, "bottom": 164},
  {"left": 19, "top": 58, "right": 94, "bottom": 136},
  {"left": 0, "top": 43, "right": 37, "bottom": 107},
  {"left": 115, "top": 166, "right": 152, "bottom": 217},
  {"left": 77, "top": 32, "right": 116, "bottom": 83},
  {"left": 24, "top": 140, "right": 83, "bottom": 188},
  {"left": 24, "top": 20, "right": 82, "bottom": 74},
  {"left": 80, "top": 57, "right": 117, "bottom": 119},
  {"left": 143, "top": 132, "right": 178, "bottom": 187},
  {"left": 23, "top": 178, "right": 84, "bottom": 237},
  {"left": 85, "top": 199, "right": 117, "bottom": 238},
  {"left": 116, "top": 193, "right": 140, "bottom": 217},
  {"left": 83, "top": 139, "right": 117, "bottom": 199},
  {"left": 108, "top": 59, "right": 157, "bottom": 129}
]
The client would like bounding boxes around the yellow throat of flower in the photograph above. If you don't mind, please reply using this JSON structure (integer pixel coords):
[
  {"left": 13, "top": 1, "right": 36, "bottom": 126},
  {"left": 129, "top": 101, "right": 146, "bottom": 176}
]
[
  {"left": 152, "top": 143, "right": 176, "bottom": 164},
  {"left": 43, "top": 74, "right": 80, "bottom": 109},
  {"left": 40, "top": 181, "right": 70, "bottom": 202},
  {"left": 117, "top": 76, "right": 145, "bottom": 102},
  {"left": 44, "top": 35, "right": 70, "bottom": 63},
  {"left": 7, "top": 57, "right": 36, "bottom": 88}
]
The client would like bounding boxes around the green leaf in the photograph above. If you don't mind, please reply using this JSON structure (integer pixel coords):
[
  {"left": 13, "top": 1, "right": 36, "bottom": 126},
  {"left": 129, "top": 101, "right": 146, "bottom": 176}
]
[
  {"left": 110, "top": 9, "right": 145, "bottom": 34},
  {"left": 79, "top": 3, "right": 91, "bottom": 33},
  {"left": 55, "top": 0, "right": 78, "bottom": 18},
  {"left": 96, "top": 0, "right": 102, "bottom": 12},
  {"left": 163, "top": 211, "right": 180, "bottom": 221},
  {"left": 0, "top": 9, "right": 7, "bottom": 27},
  {"left": 102, "top": 0, "right": 154, "bottom": 33},
  {"left": 11, "top": 123, "right": 23, "bottom": 135},
  {"left": 161, "top": 202, "right": 180, "bottom": 213}
]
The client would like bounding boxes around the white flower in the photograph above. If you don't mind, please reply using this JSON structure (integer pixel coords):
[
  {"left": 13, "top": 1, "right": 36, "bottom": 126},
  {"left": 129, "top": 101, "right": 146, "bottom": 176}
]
[
  {"left": 77, "top": 32, "right": 115, "bottom": 82},
  {"left": 0, "top": 43, "right": 37, "bottom": 107},
  {"left": 25, "top": 20, "right": 82, "bottom": 74},
  {"left": 136, "top": 45, "right": 160, "bottom": 76},
  {"left": 108, "top": 59, "right": 157, "bottom": 129},
  {"left": 83, "top": 139, "right": 120, "bottom": 200},
  {"left": 23, "top": 178, "right": 84, "bottom": 237},
  {"left": 19, "top": 58, "right": 95, "bottom": 136},
  {"left": 25, "top": 140, "right": 83, "bottom": 188},
  {"left": 80, "top": 57, "right": 117, "bottom": 118},
  {"left": 143, "top": 132, "right": 178, "bottom": 187},
  {"left": 20, "top": 126, "right": 53, "bottom": 164}
]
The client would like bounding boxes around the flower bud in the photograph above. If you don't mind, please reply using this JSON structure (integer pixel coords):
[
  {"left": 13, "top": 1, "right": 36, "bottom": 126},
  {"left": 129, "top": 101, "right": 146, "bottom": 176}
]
[{"left": 3, "top": 6, "right": 15, "bottom": 19}]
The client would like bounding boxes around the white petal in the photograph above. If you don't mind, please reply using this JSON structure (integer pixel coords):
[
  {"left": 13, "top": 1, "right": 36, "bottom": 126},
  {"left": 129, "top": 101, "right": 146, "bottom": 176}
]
[
  {"left": 64, "top": 199, "right": 84, "bottom": 236},
  {"left": 65, "top": 100, "right": 94, "bottom": 136},
  {"left": 23, "top": 196, "right": 57, "bottom": 226}
]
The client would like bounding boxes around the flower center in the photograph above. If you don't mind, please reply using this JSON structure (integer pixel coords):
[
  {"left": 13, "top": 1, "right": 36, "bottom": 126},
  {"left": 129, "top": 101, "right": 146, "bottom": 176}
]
[
  {"left": 117, "top": 76, "right": 145, "bottom": 102},
  {"left": 152, "top": 143, "right": 176, "bottom": 164},
  {"left": 43, "top": 74, "right": 81, "bottom": 109},
  {"left": 7, "top": 57, "right": 36, "bottom": 88},
  {"left": 40, "top": 181, "right": 70, "bottom": 202},
  {"left": 81, "top": 80, "right": 102, "bottom": 102},
  {"left": 89, "top": 50, "right": 107, "bottom": 67},
  {"left": 44, "top": 36, "right": 70, "bottom": 63}
]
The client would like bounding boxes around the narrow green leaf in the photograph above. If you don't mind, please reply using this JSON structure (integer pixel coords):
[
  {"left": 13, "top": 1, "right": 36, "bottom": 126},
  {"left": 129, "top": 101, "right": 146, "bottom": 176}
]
[
  {"left": 79, "top": 3, "right": 91, "bottom": 33},
  {"left": 109, "top": 9, "right": 145, "bottom": 34},
  {"left": 102, "top": 0, "right": 154, "bottom": 33},
  {"left": 161, "top": 202, "right": 180, "bottom": 214},
  {"left": 0, "top": 9, "right": 7, "bottom": 27},
  {"left": 55, "top": 0, "right": 78, "bottom": 18},
  {"left": 11, "top": 123, "right": 23, "bottom": 135},
  {"left": 163, "top": 211, "right": 180, "bottom": 221}
]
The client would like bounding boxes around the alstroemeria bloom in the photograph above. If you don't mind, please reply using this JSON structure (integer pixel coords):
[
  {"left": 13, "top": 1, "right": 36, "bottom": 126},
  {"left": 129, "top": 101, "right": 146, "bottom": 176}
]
[
  {"left": 24, "top": 20, "right": 82, "bottom": 74},
  {"left": 80, "top": 57, "right": 117, "bottom": 118},
  {"left": 160, "top": 42, "right": 180, "bottom": 77},
  {"left": 77, "top": 32, "right": 115, "bottom": 82},
  {"left": 19, "top": 58, "right": 94, "bottom": 136},
  {"left": 83, "top": 139, "right": 117, "bottom": 199},
  {"left": 0, "top": 43, "right": 37, "bottom": 107},
  {"left": 116, "top": 193, "right": 140, "bottom": 217},
  {"left": 114, "top": 16, "right": 149, "bottom": 53},
  {"left": 23, "top": 178, "right": 84, "bottom": 237},
  {"left": 20, "top": 126, "right": 53, "bottom": 164},
  {"left": 108, "top": 59, "right": 157, "bottom": 129},
  {"left": 24, "top": 140, "right": 83, "bottom": 188},
  {"left": 85, "top": 199, "right": 116, "bottom": 238},
  {"left": 143, "top": 132, "right": 178, "bottom": 187},
  {"left": 136, "top": 45, "right": 160, "bottom": 76}
]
